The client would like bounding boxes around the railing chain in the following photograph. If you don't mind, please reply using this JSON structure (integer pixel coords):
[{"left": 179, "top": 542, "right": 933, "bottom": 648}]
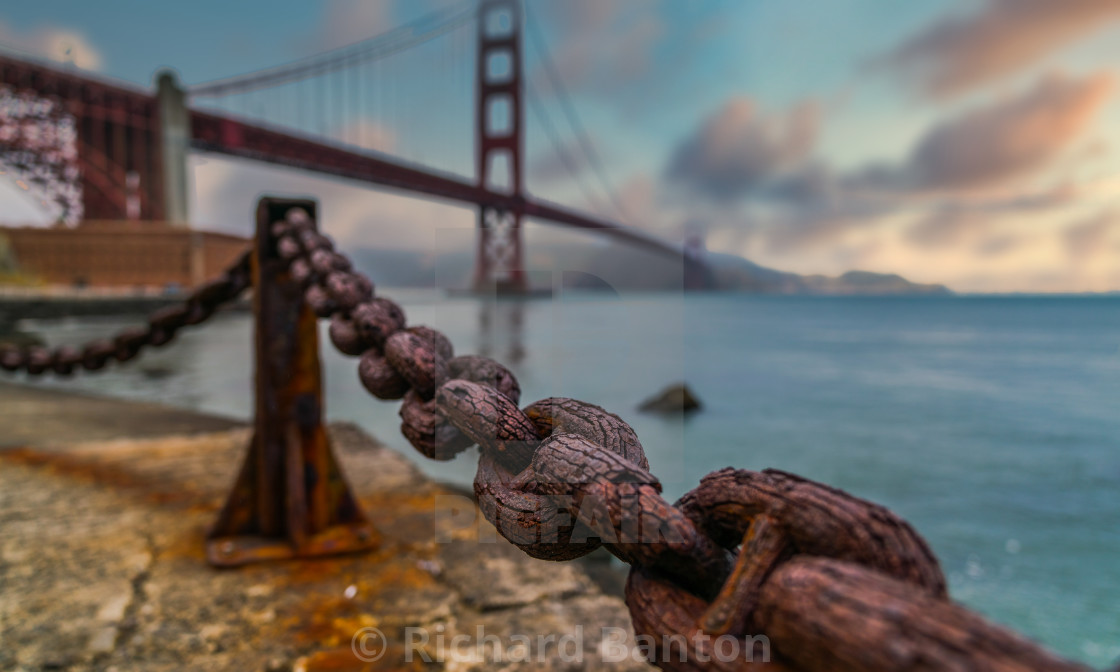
[
  {"left": 0, "top": 205, "right": 1094, "bottom": 671},
  {"left": 0, "top": 250, "right": 252, "bottom": 375},
  {"left": 265, "top": 207, "right": 1089, "bottom": 672}
]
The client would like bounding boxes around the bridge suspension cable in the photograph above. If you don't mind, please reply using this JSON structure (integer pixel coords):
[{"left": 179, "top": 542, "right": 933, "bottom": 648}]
[
  {"left": 187, "top": 4, "right": 477, "bottom": 98},
  {"left": 524, "top": 8, "right": 633, "bottom": 225},
  {"left": 188, "top": 3, "right": 476, "bottom": 180},
  {"left": 525, "top": 80, "right": 612, "bottom": 221}
]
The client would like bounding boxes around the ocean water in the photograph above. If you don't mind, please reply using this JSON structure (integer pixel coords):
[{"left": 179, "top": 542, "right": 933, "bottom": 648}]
[{"left": 12, "top": 292, "right": 1120, "bottom": 666}]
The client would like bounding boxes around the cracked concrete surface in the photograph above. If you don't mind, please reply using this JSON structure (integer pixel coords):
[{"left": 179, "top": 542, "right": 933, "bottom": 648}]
[{"left": 0, "top": 382, "right": 652, "bottom": 671}]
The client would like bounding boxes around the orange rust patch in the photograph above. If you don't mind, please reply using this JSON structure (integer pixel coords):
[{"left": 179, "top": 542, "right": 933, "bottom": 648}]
[
  {"left": 290, "top": 598, "right": 371, "bottom": 648},
  {"left": 364, "top": 559, "right": 436, "bottom": 592},
  {"left": 357, "top": 490, "right": 441, "bottom": 513},
  {"left": 356, "top": 491, "right": 446, "bottom": 546},
  {"left": 0, "top": 447, "right": 211, "bottom": 509},
  {"left": 296, "top": 645, "right": 428, "bottom": 671},
  {"left": 281, "top": 554, "right": 439, "bottom": 648},
  {"left": 156, "top": 524, "right": 212, "bottom": 562}
]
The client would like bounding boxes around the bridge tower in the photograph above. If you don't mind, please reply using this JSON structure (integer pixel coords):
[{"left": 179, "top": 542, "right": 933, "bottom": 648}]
[
  {"left": 474, "top": 0, "right": 526, "bottom": 293},
  {"left": 683, "top": 229, "right": 714, "bottom": 290},
  {"left": 0, "top": 55, "right": 168, "bottom": 224},
  {"left": 155, "top": 71, "right": 191, "bottom": 226}
]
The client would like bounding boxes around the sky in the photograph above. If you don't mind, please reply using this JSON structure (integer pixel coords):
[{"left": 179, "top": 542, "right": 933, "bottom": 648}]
[{"left": 1, "top": 0, "right": 1119, "bottom": 292}]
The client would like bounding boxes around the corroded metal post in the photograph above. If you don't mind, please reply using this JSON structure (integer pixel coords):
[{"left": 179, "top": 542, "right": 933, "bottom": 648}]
[{"left": 206, "top": 197, "right": 377, "bottom": 567}]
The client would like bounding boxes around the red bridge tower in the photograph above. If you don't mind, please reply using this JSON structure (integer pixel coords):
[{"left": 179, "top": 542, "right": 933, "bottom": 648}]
[{"left": 474, "top": 0, "right": 526, "bottom": 293}]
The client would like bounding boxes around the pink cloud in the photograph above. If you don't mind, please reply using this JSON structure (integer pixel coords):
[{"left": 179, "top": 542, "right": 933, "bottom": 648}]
[
  {"left": 882, "top": 0, "right": 1120, "bottom": 98},
  {"left": 310, "top": 1, "right": 395, "bottom": 51},
  {"left": 1065, "top": 209, "right": 1117, "bottom": 258},
  {"left": 0, "top": 21, "right": 103, "bottom": 71},
  {"left": 866, "top": 72, "right": 1115, "bottom": 194}
]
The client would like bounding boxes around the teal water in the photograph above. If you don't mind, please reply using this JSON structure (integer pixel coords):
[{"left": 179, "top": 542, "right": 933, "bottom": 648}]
[{"left": 13, "top": 292, "right": 1120, "bottom": 666}]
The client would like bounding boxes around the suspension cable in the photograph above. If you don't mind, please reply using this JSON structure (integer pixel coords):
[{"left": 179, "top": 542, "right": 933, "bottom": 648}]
[
  {"left": 189, "top": 4, "right": 477, "bottom": 98},
  {"left": 524, "top": 7, "right": 633, "bottom": 224},
  {"left": 526, "top": 79, "right": 611, "bottom": 219}
]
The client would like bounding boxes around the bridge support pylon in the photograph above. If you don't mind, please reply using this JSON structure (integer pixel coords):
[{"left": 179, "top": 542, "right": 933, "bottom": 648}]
[
  {"left": 475, "top": 206, "right": 526, "bottom": 293},
  {"left": 474, "top": 0, "right": 526, "bottom": 293},
  {"left": 156, "top": 70, "right": 191, "bottom": 227}
]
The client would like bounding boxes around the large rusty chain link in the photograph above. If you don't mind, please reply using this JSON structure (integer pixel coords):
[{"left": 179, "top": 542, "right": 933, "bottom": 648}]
[
  {"left": 0, "top": 250, "right": 253, "bottom": 375},
  {"left": 267, "top": 207, "right": 1090, "bottom": 672},
  {"left": 0, "top": 205, "right": 1092, "bottom": 671}
]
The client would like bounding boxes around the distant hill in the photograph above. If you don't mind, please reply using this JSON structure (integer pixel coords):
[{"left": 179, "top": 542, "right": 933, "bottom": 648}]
[
  {"left": 349, "top": 243, "right": 951, "bottom": 295},
  {"left": 802, "top": 270, "right": 951, "bottom": 295},
  {"left": 706, "top": 253, "right": 951, "bottom": 295}
]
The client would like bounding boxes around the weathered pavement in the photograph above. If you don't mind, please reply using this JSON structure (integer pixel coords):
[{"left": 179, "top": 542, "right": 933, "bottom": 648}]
[
  {"left": 0, "top": 382, "right": 243, "bottom": 447},
  {"left": 0, "top": 382, "right": 651, "bottom": 671}
]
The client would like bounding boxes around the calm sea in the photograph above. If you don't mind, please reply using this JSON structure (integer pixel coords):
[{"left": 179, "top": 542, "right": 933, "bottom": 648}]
[{"left": 13, "top": 291, "right": 1120, "bottom": 666}]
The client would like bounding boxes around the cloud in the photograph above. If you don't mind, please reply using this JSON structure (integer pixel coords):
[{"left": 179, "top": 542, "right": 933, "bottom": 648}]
[
  {"left": 1064, "top": 209, "right": 1117, "bottom": 258},
  {"left": 666, "top": 97, "right": 819, "bottom": 203},
  {"left": 309, "top": 1, "right": 396, "bottom": 51},
  {"left": 533, "top": 0, "right": 665, "bottom": 97},
  {"left": 858, "top": 72, "right": 1114, "bottom": 195},
  {"left": 904, "top": 207, "right": 1013, "bottom": 255},
  {"left": 338, "top": 118, "right": 396, "bottom": 154},
  {"left": 879, "top": 0, "right": 1120, "bottom": 98},
  {"left": 0, "top": 22, "right": 103, "bottom": 70},
  {"left": 759, "top": 208, "right": 878, "bottom": 256},
  {"left": 973, "top": 233, "right": 1023, "bottom": 258},
  {"left": 651, "top": 70, "right": 1119, "bottom": 291}
]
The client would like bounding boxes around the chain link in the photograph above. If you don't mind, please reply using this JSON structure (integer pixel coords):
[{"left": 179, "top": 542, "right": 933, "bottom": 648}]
[
  {"left": 0, "top": 250, "right": 252, "bottom": 376},
  {"left": 270, "top": 207, "right": 1088, "bottom": 671},
  {"left": 2, "top": 206, "right": 1090, "bottom": 671}
]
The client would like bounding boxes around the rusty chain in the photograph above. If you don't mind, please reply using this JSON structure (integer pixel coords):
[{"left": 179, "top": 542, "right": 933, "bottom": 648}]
[
  {"left": 0, "top": 249, "right": 252, "bottom": 375},
  {"left": 0, "top": 205, "right": 1093, "bottom": 671},
  {"left": 267, "top": 208, "right": 1089, "bottom": 672}
]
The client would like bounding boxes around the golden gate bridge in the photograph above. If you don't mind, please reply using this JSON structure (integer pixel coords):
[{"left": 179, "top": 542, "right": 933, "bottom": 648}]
[{"left": 0, "top": 0, "right": 708, "bottom": 292}]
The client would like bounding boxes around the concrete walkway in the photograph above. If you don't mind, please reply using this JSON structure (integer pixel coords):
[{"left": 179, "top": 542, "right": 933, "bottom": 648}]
[
  {"left": 0, "top": 382, "right": 243, "bottom": 447},
  {"left": 0, "top": 383, "right": 650, "bottom": 671}
]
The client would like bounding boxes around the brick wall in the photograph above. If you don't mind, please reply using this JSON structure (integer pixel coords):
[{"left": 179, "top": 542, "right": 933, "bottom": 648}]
[{"left": 1, "top": 222, "right": 249, "bottom": 289}]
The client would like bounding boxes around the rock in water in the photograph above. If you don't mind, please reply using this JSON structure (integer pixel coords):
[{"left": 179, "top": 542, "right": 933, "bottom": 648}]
[{"left": 639, "top": 383, "right": 702, "bottom": 414}]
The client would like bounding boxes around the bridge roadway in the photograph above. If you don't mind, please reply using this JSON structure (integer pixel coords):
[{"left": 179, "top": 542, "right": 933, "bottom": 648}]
[
  {"left": 0, "top": 52, "right": 684, "bottom": 262},
  {"left": 189, "top": 109, "right": 682, "bottom": 259}
]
